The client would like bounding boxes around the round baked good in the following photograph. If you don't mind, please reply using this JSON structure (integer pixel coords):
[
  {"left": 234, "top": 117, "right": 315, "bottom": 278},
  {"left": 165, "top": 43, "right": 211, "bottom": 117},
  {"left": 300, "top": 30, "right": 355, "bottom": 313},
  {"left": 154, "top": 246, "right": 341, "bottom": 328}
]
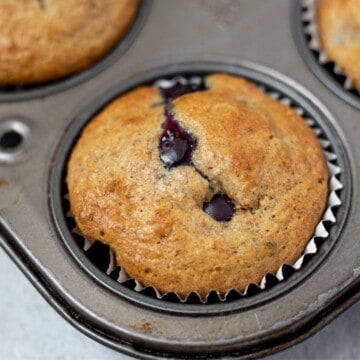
[
  {"left": 318, "top": 0, "right": 360, "bottom": 88},
  {"left": 0, "top": 0, "right": 140, "bottom": 85},
  {"left": 67, "top": 73, "right": 328, "bottom": 298}
]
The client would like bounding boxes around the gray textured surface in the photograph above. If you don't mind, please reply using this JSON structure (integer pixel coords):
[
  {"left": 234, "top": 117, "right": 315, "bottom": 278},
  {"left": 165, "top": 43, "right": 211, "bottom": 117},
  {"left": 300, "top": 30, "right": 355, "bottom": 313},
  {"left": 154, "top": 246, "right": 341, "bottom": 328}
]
[{"left": 1, "top": 248, "right": 360, "bottom": 360}]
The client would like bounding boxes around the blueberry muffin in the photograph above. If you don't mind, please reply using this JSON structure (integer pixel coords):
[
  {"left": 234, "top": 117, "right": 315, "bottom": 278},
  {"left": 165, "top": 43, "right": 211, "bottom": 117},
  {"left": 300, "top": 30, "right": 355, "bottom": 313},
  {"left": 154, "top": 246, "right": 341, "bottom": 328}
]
[
  {"left": 0, "top": 0, "right": 140, "bottom": 85},
  {"left": 67, "top": 73, "right": 328, "bottom": 298},
  {"left": 318, "top": 0, "right": 360, "bottom": 88}
]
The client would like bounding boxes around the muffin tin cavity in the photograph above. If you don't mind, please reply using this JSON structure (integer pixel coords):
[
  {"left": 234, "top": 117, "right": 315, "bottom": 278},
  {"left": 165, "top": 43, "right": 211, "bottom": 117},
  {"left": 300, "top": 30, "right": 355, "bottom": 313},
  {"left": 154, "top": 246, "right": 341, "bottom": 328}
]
[
  {"left": 49, "top": 62, "right": 350, "bottom": 313},
  {"left": 0, "top": 0, "right": 151, "bottom": 102},
  {"left": 292, "top": 0, "right": 360, "bottom": 110}
]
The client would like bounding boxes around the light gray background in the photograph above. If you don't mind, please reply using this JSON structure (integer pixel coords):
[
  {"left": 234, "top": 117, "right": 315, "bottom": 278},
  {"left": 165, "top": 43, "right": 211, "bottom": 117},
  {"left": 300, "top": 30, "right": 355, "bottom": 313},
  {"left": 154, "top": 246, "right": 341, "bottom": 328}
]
[{"left": 1, "top": 248, "right": 360, "bottom": 360}]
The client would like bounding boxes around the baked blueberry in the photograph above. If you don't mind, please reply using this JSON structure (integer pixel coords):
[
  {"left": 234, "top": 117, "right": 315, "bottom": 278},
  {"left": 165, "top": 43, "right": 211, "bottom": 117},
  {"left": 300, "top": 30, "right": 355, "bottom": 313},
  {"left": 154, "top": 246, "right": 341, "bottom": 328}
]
[
  {"left": 159, "top": 117, "right": 196, "bottom": 167},
  {"left": 203, "top": 195, "right": 236, "bottom": 222}
]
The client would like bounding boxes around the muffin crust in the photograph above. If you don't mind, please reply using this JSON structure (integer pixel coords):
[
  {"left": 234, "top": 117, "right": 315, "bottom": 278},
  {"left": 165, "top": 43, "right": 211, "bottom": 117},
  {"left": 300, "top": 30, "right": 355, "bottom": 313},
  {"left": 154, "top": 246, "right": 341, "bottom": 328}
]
[
  {"left": 0, "top": 0, "right": 140, "bottom": 85},
  {"left": 318, "top": 0, "right": 360, "bottom": 88},
  {"left": 67, "top": 74, "right": 328, "bottom": 298}
]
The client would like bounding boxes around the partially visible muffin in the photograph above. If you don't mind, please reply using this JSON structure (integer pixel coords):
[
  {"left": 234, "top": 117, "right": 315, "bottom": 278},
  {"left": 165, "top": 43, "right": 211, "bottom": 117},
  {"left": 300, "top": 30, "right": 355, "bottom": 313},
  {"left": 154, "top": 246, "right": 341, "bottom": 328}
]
[
  {"left": 67, "top": 73, "right": 328, "bottom": 298},
  {"left": 318, "top": 0, "right": 360, "bottom": 87},
  {"left": 0, "top": 0, "right": 140, "bottom": 85}
]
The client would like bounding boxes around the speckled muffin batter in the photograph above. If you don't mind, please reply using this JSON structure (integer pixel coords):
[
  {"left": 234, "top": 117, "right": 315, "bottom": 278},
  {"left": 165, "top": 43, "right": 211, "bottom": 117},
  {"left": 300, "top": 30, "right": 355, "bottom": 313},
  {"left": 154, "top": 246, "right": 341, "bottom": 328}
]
[
  {"left": 318, "top": 0, "right": 360, "bottom": 88},
  {"left": 0, "top": 0, "right": 140, "bottom": 85},
  {"left": 67, "top": 73, "right": 328, "bottom": 298}
]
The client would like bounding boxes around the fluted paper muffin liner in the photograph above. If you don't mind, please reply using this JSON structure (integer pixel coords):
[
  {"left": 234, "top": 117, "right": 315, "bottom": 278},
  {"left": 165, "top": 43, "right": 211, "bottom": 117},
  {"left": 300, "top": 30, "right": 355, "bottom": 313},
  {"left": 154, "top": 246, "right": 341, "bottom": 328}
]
[
  {"left": 301, "top": 0, "right": 360, "bottom": 95},
  {"left": 66, "top": 75, "right": 343, "bottom": 304}
]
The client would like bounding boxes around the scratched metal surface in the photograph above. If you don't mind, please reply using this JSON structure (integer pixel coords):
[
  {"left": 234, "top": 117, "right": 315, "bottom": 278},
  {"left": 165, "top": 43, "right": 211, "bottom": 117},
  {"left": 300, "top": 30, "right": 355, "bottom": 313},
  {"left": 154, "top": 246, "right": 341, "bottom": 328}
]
[{"left": 0, "top": 0, "right": 359, "bottom": 358}]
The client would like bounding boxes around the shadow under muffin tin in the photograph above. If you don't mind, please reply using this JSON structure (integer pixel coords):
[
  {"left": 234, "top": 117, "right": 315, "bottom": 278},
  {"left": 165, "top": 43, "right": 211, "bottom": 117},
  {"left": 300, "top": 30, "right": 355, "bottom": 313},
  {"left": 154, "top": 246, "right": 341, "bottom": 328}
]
[{"left": 53, "top": 67, "right": 345, "bottom": 306}]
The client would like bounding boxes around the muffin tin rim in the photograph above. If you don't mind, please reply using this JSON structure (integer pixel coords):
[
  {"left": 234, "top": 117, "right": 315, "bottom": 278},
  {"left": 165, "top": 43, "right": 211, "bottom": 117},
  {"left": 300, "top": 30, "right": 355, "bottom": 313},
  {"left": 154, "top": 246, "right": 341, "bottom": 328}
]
[{"left": 48, "top": 60, "right": 352, "bottom": 316}]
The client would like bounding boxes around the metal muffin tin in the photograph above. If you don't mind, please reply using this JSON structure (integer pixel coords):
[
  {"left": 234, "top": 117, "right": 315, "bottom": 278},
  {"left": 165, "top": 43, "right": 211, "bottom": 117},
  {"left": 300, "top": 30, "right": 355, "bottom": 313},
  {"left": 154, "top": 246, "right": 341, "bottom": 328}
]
[{"left": 0, "top": 0, "right": 359, "bottom": 358}]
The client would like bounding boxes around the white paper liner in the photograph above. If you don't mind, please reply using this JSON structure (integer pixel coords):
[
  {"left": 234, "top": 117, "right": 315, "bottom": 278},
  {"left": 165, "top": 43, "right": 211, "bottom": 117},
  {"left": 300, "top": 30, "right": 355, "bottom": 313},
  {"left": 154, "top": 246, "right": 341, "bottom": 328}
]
[
  {"left": 301, "top": 0, "right": 360, "bottom": 94},
  {"left": 68, "top": 75, "right": 343, "bottom": 304}
]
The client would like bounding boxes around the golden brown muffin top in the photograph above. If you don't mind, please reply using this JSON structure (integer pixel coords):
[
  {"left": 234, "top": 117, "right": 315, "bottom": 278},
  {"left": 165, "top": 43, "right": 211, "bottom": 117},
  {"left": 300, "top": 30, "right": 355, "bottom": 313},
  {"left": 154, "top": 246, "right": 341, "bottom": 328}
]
[
  {"left": 318, "top": 0, "right": 360, "bottom": 88},
  {"left": 0, "top": 0, "right": 140, "bottom": 85},
  {"left": 67, "top": 73, "right": 328, "bottom": 298}
]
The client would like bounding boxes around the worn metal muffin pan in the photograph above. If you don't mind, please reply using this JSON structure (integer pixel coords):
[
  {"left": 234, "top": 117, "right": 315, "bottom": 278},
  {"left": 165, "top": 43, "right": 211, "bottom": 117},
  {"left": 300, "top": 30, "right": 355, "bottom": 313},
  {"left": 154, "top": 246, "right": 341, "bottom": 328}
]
[{"left": 0, "top": 0, "right": 359, "bottom": 358}]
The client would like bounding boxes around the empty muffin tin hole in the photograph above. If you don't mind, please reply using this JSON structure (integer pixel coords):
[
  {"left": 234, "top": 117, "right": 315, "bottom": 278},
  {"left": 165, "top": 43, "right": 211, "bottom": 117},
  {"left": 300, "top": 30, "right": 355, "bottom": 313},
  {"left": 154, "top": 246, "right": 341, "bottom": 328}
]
[
  {"left": 49, "top": 62, "right": 350, "bottom": 314},
  {"left": 0, "top": 130, "right": 23, "bottom": 150}
]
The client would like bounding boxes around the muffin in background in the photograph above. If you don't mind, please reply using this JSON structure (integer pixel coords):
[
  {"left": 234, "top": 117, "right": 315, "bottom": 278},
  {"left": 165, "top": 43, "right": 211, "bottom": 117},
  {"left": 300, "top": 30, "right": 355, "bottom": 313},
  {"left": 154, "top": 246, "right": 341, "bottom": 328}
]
[
  {"left": 0, "top": 0, "right": 140, "bottom": 85},
  {"left": 318, "top": 0, "right": 360, "bottom": 88}
]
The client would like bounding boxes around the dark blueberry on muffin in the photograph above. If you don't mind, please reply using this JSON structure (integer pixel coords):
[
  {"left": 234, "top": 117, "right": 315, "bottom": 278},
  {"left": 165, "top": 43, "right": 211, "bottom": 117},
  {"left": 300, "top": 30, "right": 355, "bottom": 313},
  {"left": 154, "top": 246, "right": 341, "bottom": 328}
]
[
  {"left": 161, "top": 79, "right": 205, "bottom": 101},
  {"left": 203, "top": 194, "right": 236, "bottom": 222}
]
